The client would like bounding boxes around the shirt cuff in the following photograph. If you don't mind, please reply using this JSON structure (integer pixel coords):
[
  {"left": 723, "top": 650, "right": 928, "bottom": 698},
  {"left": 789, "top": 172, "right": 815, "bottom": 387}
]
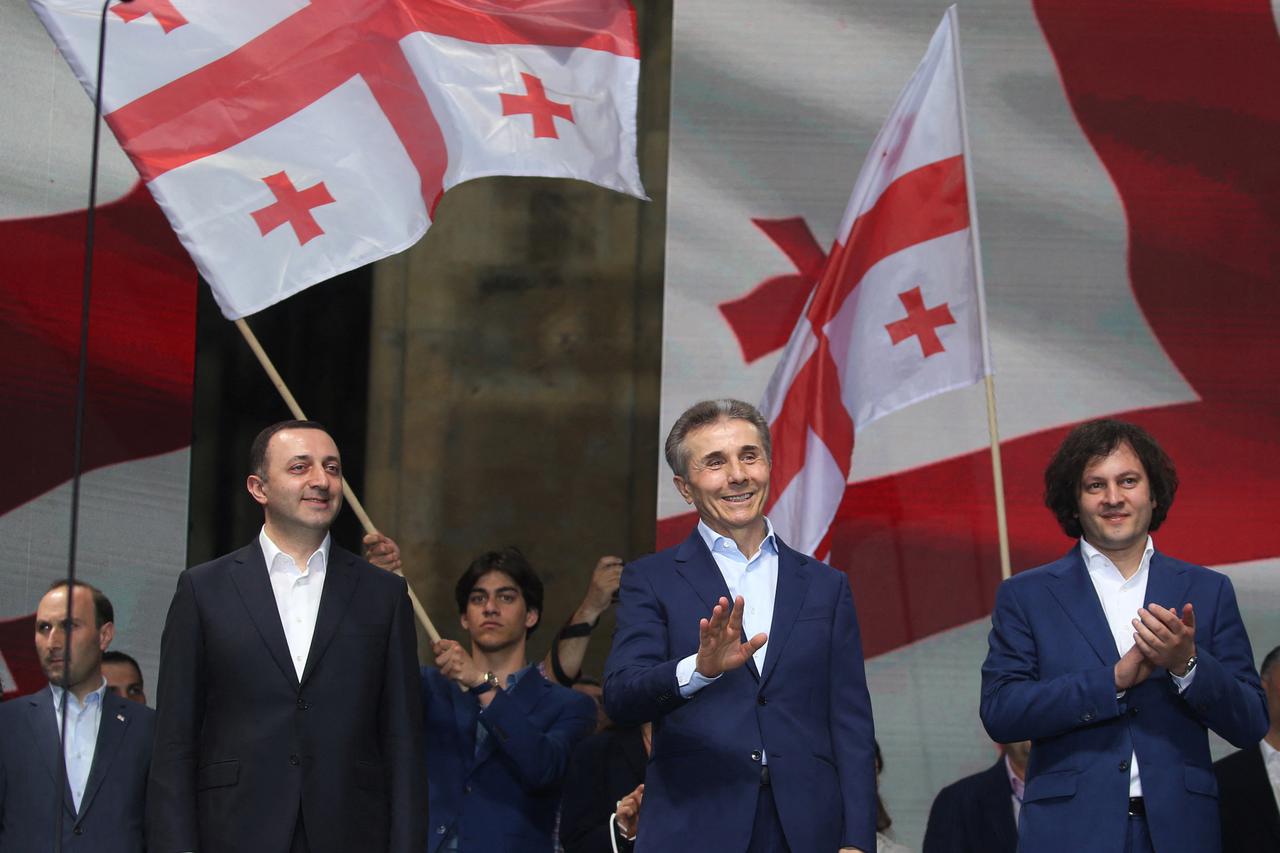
[
  {"left": 1170, "top": 664, "right": 1197, "bottom": 693},
  {"left": 676, "top": 653, "right": 720, "bottom": 697}
]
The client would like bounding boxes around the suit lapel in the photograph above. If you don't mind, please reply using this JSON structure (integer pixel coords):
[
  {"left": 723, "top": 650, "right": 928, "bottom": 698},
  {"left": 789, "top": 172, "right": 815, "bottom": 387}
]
[
  {"left": 1142, "top": 552, "right": 1191, "bottom": 619},
  {"left": 26, "top": 687, "right": 79, "bottom": 818},
  {"left": 229, "top": 542, "right": 300, "bottom": 689},
  {"left": 77, "top": 692, "right": 130, "bottom": 819},
  {"left": 759, "top": 539, "right": 810, "bottom": 689},
  {"left": 300, "top": 545, "right": 360, "bottom": 685},
  {"left": 673, "top": 529, "right": 732, "bottom": 613},
  {"left": 1045, "top": 546, "right": 1120, "bottom": 666},
  {"left": 451, "top": 681, "right": 480, "bottom": 770},
  {"left": 982, "top": 760, "right": 1018, "bottom": 849}
]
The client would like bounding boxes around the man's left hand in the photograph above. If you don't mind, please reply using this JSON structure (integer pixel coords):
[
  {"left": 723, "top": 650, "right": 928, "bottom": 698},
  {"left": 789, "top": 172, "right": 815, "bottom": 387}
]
[
  {"left": 363, "top": 532, "right": 402, "bottom": 573},
  {"left": 1132, "top": 603, "right": 1196, "bottom": 674},
  {"left": 433, "top": 639, "right": 485, "bottom": 689}
]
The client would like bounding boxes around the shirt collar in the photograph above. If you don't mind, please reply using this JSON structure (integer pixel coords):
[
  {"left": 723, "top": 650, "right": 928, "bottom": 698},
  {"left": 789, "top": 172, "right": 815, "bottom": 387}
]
[
  {"left": 50, "top": 675, "right": 108, "bottom": 712},
  {"left": 1262, "top": 738, "right": 1280, "bottom": 764},
  {"left": 1080, "top": 535, "right": 1154, "bottom": 584},
  {"left": 1003, "top": 752, "right": 1026, "bottom": 802},
  {"left": 260, "top": 526, "right": 330, "bottom": 576},
  {"left": 697, "top": 517, "right": 777, "bottom": 562}
]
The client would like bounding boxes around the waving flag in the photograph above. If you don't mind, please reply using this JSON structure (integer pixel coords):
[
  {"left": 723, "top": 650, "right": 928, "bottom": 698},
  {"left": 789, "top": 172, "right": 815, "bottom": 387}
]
[
  {"left": 30, "top": 0, "right": 646, "bottom": 318},
  {"left": 760, "top": 8, "right": 987, "bottom": 557}
]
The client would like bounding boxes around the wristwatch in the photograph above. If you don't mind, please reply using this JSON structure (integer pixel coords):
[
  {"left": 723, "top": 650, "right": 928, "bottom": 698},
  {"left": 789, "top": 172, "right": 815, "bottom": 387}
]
[
  {"left": 1173, "top": 655, "right": 1197, "bottom": 678},
  {"left": 469, "top": 671, "right": 500, "bottom": 695}
]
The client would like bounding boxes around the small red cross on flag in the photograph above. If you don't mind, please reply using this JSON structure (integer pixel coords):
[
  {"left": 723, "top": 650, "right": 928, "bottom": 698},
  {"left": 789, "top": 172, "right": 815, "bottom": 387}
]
[
  {"left": 31, "top": 0, "right": 647, "bottom": 319},
  {"left": 885, "top": 286, "right": 957, "bottom": 357},
  {"left": 501, "top": 73, "right": 575, "bottom": 139},
  {"left": 759, "top": 8, "right": 990, "bottom": 557}
]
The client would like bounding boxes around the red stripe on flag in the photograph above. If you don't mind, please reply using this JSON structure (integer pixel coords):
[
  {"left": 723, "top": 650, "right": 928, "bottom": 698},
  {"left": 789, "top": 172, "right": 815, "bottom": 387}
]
[
  {"left": 106, "top": 0, "right": 638, "bottom": 182},
  {"left": 807, "top": 155, "right": 968, "bottom": 330}
]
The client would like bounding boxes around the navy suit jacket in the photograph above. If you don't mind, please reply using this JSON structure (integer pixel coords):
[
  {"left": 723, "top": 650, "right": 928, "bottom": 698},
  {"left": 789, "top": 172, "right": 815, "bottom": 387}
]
[
  {"left": 559, "top": 726, "right": 648, "bottom": 853},
  {"left": 147, "top": 542, "right": 426, "bottom": 853},
  {"left": 0, "top": 685, "right": 155, "bottom": 853},
  {"left": 1213, "top": 743, "right": 1280, "bottom": 853},
  {"left": 922, "top": 757, "right": 1017, "bottom": 853},
  {"left": 603, "top": 528, "right": 877, "bottom": 853},
  {"left": 421, "top": 666, "right": 596, "bottom": 853},
  {"left": 980, "top": 546, "right": 1268, "bottom": 853}
]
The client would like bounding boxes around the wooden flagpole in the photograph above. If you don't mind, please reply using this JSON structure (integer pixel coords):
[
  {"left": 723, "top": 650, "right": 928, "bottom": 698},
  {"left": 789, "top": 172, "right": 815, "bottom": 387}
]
[
  {"left": 948, "top": 5, "right": 1012, "bottom": 580},
  {"left": 234, "top": 317, "right": 442, "bottom": 641}
]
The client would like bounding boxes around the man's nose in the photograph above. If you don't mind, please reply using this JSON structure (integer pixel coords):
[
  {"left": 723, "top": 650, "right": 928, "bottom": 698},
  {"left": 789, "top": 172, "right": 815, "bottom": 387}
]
[
  {"left": 726, "top": 459, "right": 747, "bottom": 483},
  {"left": 1102, "top": 483, "right": 1123, "bottom": 504}
]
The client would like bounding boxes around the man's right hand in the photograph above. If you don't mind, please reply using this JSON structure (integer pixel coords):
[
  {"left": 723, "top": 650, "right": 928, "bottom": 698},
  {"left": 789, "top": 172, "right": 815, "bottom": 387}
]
[
  {"left": 615, "top": 783, "right": 645, "bottom": 839},
  {"left": 1114, "top": 642, "right": 1154, "bottom": 691},
  {"left": 576, "top": 555, "right": 624, "bottom": 622},
  {"left": 695, "top": 596, "right": 767, "bottom": 679}
]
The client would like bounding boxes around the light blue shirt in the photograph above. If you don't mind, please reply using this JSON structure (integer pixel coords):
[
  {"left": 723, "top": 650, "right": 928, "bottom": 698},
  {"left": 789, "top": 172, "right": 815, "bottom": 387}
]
[
  {"left": 675, "top": 518, "right": 780, "bottom": 697},
  {"left": 51, "top": 677, "right": 108, "bottom": 814}
]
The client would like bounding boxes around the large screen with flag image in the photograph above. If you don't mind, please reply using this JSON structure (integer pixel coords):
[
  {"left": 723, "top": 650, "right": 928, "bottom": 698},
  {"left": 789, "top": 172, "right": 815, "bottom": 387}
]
[{"left": 660, "top": 1, "right": 1280, "bottom": 847}]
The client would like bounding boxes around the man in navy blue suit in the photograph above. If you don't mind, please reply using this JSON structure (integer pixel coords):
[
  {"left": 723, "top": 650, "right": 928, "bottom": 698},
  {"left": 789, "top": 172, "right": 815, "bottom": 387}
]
[
  {"left": 981, "top": 419, "right": 1268, "bottom": 853},
  {"left": 922, "top": 741, "right": 1026, "bottom": 853},
  {"left": 422, "top": 547, "right": 596, "bottom": 853},
  {"left": 0, "top": 580, "right": 155, "bottom": 852},
  {"left": 604, "top": 398, "right": 877, "bottom": 853}
]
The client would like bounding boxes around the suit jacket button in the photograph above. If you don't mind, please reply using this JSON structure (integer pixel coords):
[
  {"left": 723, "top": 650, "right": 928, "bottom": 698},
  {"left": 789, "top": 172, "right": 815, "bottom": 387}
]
[
  {"left": 464, "top": 783, "right": 472, "bottom": 794},
  {"left": 289, "top": 754, "right": 300, "bottom": 766},
  {"left": 1119, "top": 760, "right": 1129, "bottom": 771},
  {"left": 1129, "top": 706, "right": 1139, "bottom": 717},
  {"left": 73, "top": 827, "right": 83, "bottom": 836},
  {"left": 750, "top": 750, "right": 762, "bottom": 762},
  {"left": 1082, "top": 711, "right": 1095, "bottom": 722},
  {"left": 297, "top": 698, "right": 307, "bottom": 710},
  {"left": 437, "top": 826, "right": 447, "bottom": 835},
  {"left": 757, "top": 695, "right": 767, "bottom": 706}
]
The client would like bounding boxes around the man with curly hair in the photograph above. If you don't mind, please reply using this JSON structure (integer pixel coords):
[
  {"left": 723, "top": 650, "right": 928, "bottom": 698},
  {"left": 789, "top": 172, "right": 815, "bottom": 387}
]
[{"left": 980, "top": 419, "right": 1268, "bottom": 853}]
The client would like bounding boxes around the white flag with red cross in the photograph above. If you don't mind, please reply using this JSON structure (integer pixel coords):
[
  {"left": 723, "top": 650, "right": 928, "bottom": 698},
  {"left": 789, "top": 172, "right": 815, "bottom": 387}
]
[
  {"left": 30, "top": 0, "right": 647, "bottom": 319},
  {"left": 759, "top": 7, "right": 989, "bottom": 557}
]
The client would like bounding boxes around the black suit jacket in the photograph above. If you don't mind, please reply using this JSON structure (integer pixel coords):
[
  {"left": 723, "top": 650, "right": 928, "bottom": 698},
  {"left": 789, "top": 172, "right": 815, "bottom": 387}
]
[
  {"left": 559, "top": 726, "right": 648, "bottom": 853},
  {"left": 146, "top": 542, "right": 426, "bottom": 853},
  {"left": 922, "top": 757, "right": 1018, "bottom": 853},
  {"left": 1214, "top": 744, "right": 1280, "bottom": 853},
  {"left": 0, "top": 685, "right": 155, "bottom": 852}
]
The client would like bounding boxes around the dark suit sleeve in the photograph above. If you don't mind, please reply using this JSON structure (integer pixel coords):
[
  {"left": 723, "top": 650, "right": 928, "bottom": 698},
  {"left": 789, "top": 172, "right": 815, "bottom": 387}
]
[
  {"left": 1177, "top": 575, "right": 1268, "bottom": 748},
  {"left": 603, "top": 563, "right": 689, "bottom": 726},
  {"left": 828, "top": 576, "right": 877, "bottom": 853},
  {"left": 382, "top": 577, "right": 427, "bottom": 853},
  {"left": 147, "top": 570, "right": 206, "bottom": 853},
  {"left": 980, "top": 580, "right": 1120, "bottom": 743},
  {"left": 478, "top": 686, "right": 596, "bottom": 791}
]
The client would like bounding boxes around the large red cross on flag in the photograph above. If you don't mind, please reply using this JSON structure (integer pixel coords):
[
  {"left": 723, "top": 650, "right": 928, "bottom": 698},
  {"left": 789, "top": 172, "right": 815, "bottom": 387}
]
[
  {"left": 759, "top": 7, "right": 990, "bottom": 557},
  {"left": 31, "top": 0, "right": 647, "bottom": 319}
]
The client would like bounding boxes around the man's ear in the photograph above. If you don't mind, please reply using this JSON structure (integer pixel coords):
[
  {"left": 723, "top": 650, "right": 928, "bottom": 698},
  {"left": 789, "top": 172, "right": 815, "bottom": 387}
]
[
  {"left": 673, "top": 476, "right": 692, "bottom": 505},
  {"left": 525, "top": 608, "right": 540, "bottom": 631},
  {"left": 459, "top": 612, "right": 471, "bottom": 634},
  {"left": 98, "top": 621, "right": 115, "bottom": 653},
  {"left": 247, "top": 474, "right": 268, "bottom": 506}
]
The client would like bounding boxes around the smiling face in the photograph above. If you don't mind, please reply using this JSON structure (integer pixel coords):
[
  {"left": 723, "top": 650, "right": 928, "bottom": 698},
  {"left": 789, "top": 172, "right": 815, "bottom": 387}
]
[
  {"left": 35, "top": 585, "right": 112, "bottom": 698},
  {"left": 1076, "top": 441, "right": 1155, "bottom": 565},
  {"left": 460, "top": 570, "right": 538, "bottom": 655},
  {"left": 247, "top": 428, "right": 343, "bottom": 536},
  {"left": 674, "top": 417, "right": 771, "bottom": 543}
]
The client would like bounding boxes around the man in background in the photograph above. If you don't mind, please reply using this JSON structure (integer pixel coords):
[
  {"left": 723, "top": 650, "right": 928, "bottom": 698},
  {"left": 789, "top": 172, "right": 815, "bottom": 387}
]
[
  {"left": 0, "top": 581, "right": 154, "bottom": 851},
  {"left": 102, "top": 649, "right": 147, "bottom": 706},
  {"left": 922, "top": 741, "right": 1028, "bottom": 853},
  {"left": 1214, "top": 643, "right": 1280, "bottom": 852}
]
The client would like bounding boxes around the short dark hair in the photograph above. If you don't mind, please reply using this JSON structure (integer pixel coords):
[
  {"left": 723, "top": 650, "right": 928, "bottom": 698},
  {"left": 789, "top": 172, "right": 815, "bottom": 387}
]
[
  {"left": 102, "top": 649, "right": 142, "bottom": 675},
  {"left": 249, "top": 419, "right": 332, "bottom": 478},
  {"left": 664, "top": 399, "right": 772, "bottom": 478},
  {"left": 1260, "top": 645, "right": 1280, "bottom": 682},
  {"left": 1043, "top": 419, "right": 1178, "bottom": 538},
  {"left": 46, "top": 579, "right": 113, "bottom": 628},
  {"left": 454, "top": 547, "right": 544, "bottom": 635}
]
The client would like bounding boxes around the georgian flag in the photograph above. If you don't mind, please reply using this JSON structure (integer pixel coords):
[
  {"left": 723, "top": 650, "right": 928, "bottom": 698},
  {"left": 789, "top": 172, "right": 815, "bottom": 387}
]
[
  {"left": 760, "top": 8, "right": 987, "bottom": 557},
  {"left": 30, "top": 0, "right": 646, "bottom": 318}
]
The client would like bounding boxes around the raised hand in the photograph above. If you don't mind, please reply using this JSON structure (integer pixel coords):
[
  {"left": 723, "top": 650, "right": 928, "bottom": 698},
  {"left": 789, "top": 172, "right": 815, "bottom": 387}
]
[
  {"left": 695, "top": 596, "right": 767, "bottom": 679},
  {"left": 363, "top": 532, "right": 402, "bottom": 573},
  {"left": 615, "top": 782, "right": 645, "bottom": 839},
  {"left": 1133, "top": 603, "right": 1196, "bottom": 675}
]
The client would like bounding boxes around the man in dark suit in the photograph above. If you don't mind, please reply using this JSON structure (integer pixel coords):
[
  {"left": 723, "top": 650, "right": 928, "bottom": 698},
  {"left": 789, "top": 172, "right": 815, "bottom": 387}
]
[
  {"left": 147, "top": 420, "right": 425, "bottom": 853},
  {"left": 981, "top": 419, "right": 1268, "bottom": 853},
  {"left": 604, "top": 398, "right": 877, "bottom": 853},
  {"left": 0, "top": 580, "right": 155, "bottom": 852},
  {"left": 422, "top": 547, "right": 595, "bottom": 853},
  {"left": 1213, "top": 643, "right": 1280, "bottom": 853},
  {"left": 922, "top": 741, "right": 1027, "bottom": 853}
]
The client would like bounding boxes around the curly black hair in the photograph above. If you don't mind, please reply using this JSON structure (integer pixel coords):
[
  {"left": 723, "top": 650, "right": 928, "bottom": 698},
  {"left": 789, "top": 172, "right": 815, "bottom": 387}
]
[{"left": 1043, "top": 419, "right": 1178, "bottom": 538}]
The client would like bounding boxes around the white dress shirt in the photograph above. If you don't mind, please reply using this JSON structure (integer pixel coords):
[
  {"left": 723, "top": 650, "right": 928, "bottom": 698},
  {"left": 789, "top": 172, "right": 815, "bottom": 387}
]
[
  {"left": 260, "top": 527, "right": 330, "bottom": 679},
  {"left": 1261, "top": 739, "right": 1280, "bottom": 813},
  {"left": 675, "top": 518, "right": 779, "bottom": 694},
  {"left": 1081, "top": 536, "right": 1195, "bottom": 797},
  {"left": 51, "top": 676, "right": 108, "bottom": 813}
]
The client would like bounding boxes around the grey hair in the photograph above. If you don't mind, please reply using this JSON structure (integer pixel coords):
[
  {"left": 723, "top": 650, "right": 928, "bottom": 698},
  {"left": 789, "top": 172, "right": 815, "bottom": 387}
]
[{"left": 664, "top": 399, "right": 772, "bottom": 479}]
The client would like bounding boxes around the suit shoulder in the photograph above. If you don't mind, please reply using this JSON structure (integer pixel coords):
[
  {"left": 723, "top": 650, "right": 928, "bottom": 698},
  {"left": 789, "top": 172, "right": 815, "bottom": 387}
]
[
  {"left": 1000, "top": 552, "right": 1077, "bottom": 591},
  {"left": 551, "top": 681, "right": 599, "bottom": 719},
  {"left": 185, "top": 544, "right": 255, "bottom": 581},
  {"left": 340, "top": 545, "right": 408, "bottom": 593}
]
